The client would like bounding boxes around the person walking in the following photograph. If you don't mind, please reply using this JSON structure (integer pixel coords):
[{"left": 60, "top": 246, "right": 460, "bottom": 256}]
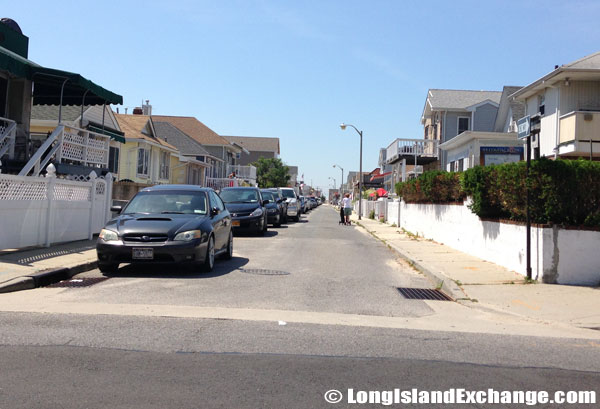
[{"left": 341, "top": 192, "right": 352, "bottom": 225}]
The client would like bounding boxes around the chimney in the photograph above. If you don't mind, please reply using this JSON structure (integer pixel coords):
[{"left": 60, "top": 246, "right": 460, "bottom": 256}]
[
  {"left": 124, "top": 107, "right": 128, "bottom": 114},
  {"left": 142, "top": 100, "right": 152, "bottom": 116},
  {"left": 116, "top": 107, "right": 119, "bottom": 114},
  {"left": 133, "top": 107, "right": 143, "bottom": 115}
]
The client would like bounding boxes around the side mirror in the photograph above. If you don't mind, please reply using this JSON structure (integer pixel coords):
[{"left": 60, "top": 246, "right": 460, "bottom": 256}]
[
  {"left": 262, "top": 200, "right": 270, "bottom": 206},
  {"left": 110, "top": 205, "right": 122, "bottom": 213},
  {"left": 211, "top": 207, "right": 220, "bottom": 216}
]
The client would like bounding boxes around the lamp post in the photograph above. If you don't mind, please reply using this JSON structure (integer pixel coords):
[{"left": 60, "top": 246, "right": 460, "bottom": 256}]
[
  {"left": 333, "top": 164, "right": 344, "bottom": 194},
  {"left": 340, "top": 123, "right": 363, "bottom": 220}
]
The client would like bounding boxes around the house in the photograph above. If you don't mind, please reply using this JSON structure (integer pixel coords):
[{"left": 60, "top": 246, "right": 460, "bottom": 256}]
[
  {"left": 0, "top": 18, "right": 123, "bottom": 177},
  {"left": 511, "top": 52, "right": 600, "bottom": 161},
  {"left": 151, "top": 116, "right": 245, "bottom": 179},
  {"left": 287, "top": 165, "right": 298, "bottom": 187},
  {"left": 152, "top": 121, "right": 217, "bottom": 186},
  {"left": 114, "top": 113, "right": 178, "bottom": 185},
  {"left": 438, "top": 86, "right": 526, "bottom": 170},
  {"left": 223, "top": 136, "right": 280, "bottom": 165}
]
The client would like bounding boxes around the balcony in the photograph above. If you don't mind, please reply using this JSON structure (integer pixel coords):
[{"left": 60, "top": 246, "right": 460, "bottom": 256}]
[
  {"left": 226, "top": 164, "right": 257, "bottom": 181},
  {"left": 385, "top": 138, "right": 439, "bottom": 165},
  {"left": 558, "top": 111, "right": 600, "bottom": 158}
]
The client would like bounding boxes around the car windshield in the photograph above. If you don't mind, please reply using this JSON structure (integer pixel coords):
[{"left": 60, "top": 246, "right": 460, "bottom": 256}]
[
  {"left": 261, "top": 191, "right": 275, "bottom": 202},
  {"left": 220, "top": 189, "right": 259, "bottom": 203},
  {"left": 123, "top": 191, "right": 207, "bottom": 215},
  {"left": 280, "top": 189, "right": 296, "bottom": 199}
]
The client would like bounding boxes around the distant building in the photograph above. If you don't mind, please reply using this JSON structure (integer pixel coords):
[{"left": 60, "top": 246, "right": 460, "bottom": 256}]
[{"left": 223, "top": 136, "right": 280, "bottom": 166}]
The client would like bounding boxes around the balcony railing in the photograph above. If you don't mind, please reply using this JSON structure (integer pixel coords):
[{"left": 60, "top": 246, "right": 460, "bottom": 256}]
[
  {"left": 385, "top": 138, "right": 439, "bottom": 164},
  {"left": 19, "top": 124, "right": 110, "bottom": 176},
  {"left": 226, "top": 164, "right": 256, "bottom": 181},
  {"left": 0, "top": 116, "right": 17, "bottom": 160},
  {"left": 558, "top": 111, "right": 600, "bottom": 157}
]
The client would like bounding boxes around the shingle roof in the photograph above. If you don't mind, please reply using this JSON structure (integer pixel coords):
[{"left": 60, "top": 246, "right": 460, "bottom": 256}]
[
  {"left": 223, "top": 136, "right": 280, "bottom": 154},
  {"left": 31, "top": 105, "right": 89, "bottom": 122},
  {"left": 153, "top": 121, "right": 212, "bottom": 157},
  {"left": 564, "top": 51, "right": 600, "bottom": 69},
  {"left": 494, "top": 86, "right": 525, "bottom": 132},
  {"left": 114, "top": 113, "right": 177, "bottom": 151},
  {"left": 427, "top": 89, "right": 502, "bottom": 110},
  {"left": 151, "top": 115, "right": 230, "bottom": 146}
]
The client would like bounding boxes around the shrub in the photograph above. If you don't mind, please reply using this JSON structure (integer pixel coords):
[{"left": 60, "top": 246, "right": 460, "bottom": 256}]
[
  {"left": 369, "top": 210, "right": 375, "bottom": 219},
  {"left": 396, "top": 170, "right": 464, "bottom": 203}
]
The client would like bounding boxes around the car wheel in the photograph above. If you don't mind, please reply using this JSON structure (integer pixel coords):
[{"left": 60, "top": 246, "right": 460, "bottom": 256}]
[
  {"left": 223, "top": 230, "right": 233, "bottom": 260},
  {"left": 98, "top": 262, "right": 118, "bottom": 274},
  {"left": 294, "top": 215, "right": 300, "bottom": 222},
  {"left": 203, "top": 236, "right": 215, "bottom": 272}
]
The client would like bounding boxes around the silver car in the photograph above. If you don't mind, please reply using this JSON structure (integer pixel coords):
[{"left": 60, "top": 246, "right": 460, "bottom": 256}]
[{"left": 279, "top": 187, "right": 300, "bottom": 222}]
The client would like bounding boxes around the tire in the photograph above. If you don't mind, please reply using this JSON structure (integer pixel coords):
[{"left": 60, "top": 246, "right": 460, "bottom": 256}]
[
  {"left": 98, "top": 262, "right": 118, "bottom": 274},
  {"left": 203, "top": 236, "right": 215, "bottom": 272},
  {"left": 294, "top": 215, "right": 300, "bottom": 222},
  {"left": 223, "top": 230, "right": 233, "bottom": 260}
]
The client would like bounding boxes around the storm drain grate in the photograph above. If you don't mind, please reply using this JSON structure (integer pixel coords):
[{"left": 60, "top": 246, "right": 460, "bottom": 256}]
[
  {"left": 47, "top": 277, "right": 110, "bottom": 288},
  {"left": 239, "top": 268, "right": 290, "bottom": 276},
  {"left": 396, "top": 287, "right": 453, "bottom": 301}
]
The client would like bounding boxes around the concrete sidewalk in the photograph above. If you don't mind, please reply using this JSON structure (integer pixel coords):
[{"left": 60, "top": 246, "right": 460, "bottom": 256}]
[
  {"left": 0, "top": 239, "right": 98, "bottom": 293},
  {"left": 349, "top": 211, "right": 600, "bottom": 331}
]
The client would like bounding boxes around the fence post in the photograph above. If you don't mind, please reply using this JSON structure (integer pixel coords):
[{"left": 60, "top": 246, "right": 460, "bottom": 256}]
[
  {"left": 44, "top": 165, "right": 57, "bottom": 247},
  {"left": 105, "top": 172, "right": 113, "bottom": 223},
  {"left": 88, "top": 171, "right": 97, "bottom": 240}
]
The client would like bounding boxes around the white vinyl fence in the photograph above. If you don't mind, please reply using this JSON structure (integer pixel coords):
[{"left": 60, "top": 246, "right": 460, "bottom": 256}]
[{"left": 0, "top": 170, "right": 113, "bottom": 249}]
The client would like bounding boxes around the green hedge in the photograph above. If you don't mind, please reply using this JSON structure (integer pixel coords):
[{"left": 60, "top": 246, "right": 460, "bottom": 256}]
[
  {"left": 462, "top": 158, "right": 600, "bottom": 226},
  {"left": 396, "top": 159, "right": 600, "bottom": 227},
  {"left": 395, "top": 171, "right": 465, "bottom": 203}
]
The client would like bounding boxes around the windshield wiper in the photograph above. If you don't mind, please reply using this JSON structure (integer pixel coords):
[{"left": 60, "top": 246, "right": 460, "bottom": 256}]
[{"left": 161, "top": 211, "right": 184, "bottom": 214}]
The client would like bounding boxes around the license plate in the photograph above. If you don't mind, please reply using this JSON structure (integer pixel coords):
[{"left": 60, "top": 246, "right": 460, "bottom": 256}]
[
  {"left": 232, "top": 220, "right": 240, "bottom": 227},
  {"left": 132, "top": 248, "right": 153, "bottom": 259}
]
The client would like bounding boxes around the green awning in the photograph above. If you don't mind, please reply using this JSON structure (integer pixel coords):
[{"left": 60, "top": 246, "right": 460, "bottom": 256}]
[
  {"left": 0, "top": 45, "right": 123, "bottom": 106},
  {"left": 88, "top": 123, "right": 126, "bottom": 144}
]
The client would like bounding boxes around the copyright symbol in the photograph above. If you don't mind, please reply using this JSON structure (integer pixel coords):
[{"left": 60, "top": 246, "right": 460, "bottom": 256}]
[{"left": 324, "top": 389, "right": 343, "bottom": 404}]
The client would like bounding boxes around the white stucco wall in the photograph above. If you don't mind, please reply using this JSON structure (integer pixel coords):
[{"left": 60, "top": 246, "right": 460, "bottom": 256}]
[{"left": 396, "top": 200, "right": 600, "bottom": 286}]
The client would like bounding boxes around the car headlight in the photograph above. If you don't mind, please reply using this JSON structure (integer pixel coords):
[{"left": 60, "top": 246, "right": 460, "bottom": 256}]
[
  {"left": 249, "top": 208, "right": 263, "bottom": 217},
  {"left": 99, "top": 229, "right": 119, "bottom": 242},
  {"left": 174, "top": 230, "right": 202, "bottom": 241}
]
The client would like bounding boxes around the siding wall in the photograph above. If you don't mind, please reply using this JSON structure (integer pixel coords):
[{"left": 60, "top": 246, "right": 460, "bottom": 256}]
[
  {"left": 238, "top": 150, "right": 276, "bottom": 166},
  {"left": 560, "top": 81, "right": 600, "bottom": 112},
  {"left": 473, "top": 103, "right": 498, "bottom": 131}
]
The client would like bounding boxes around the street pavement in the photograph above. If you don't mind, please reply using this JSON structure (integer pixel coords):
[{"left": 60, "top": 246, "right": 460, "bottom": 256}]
[{"left": 0, "top": 205, "right": 599, "bottom": 408}]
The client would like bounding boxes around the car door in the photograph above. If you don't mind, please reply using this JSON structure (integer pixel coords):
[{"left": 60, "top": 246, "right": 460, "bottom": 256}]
[{"left": 210, "top": 191, "right": 228, "bottom": 250}]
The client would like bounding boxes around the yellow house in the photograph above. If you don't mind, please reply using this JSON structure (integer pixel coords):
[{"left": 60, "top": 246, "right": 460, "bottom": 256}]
[{"left": 114, "top": 113, "right": 179, "bottom": 185}]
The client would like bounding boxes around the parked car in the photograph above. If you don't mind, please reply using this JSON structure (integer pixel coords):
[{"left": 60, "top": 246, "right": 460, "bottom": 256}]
[
  {"left": 260, "top": 189, "right": 285, "bottom": 227},
  {"left": 308, "top": 197, "right": 318, "bottom": 209},
  {"left": 96, "top": 185, "right": 233, "bottom": 273},
  {"left": 265, "top": 188, "right": 288, "bottom": 223},
  {"left": 298, "top": 196, "right": 307, "bottom": 213},
  {"left": 220, "top": 187, "right": 268, "bottom": 235},
  {"left": 280, "top": 187, "right": 300, "bottom": 222}
]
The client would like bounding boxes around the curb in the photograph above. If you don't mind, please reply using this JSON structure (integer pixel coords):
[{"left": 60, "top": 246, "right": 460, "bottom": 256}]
[
  {"left": 0, "top": 260, "right": 98, "bottom": 294},
  {"left": 353, "top": 220, "right": 467, "bottom": 301}
]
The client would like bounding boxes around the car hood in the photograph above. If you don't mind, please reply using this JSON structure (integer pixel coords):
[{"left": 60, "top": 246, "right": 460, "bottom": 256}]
[
  {"left": 105, "top": 213, "right": 206, "bottom": 237},
  {"left": 285, "top": 198, "right": 298, "bottom": 204},
  {"left": 223, "top": 203, "right": 260, "bottom": 213}
]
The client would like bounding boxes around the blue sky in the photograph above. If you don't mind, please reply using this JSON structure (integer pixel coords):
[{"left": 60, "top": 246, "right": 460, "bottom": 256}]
[{"left": 5, "top": 1, "right": 600, "bottom": 192}]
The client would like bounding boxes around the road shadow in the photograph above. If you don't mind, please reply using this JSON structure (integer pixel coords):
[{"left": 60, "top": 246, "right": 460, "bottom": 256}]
[
  {"left": 233, "top": 230, "right": 279, "bottom": 238},
  {"left": 102, "top": 256, "right": 249, "bottom": 279}
]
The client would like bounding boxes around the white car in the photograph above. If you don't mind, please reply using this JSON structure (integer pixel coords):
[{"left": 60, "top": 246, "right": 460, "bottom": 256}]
[{"left": 279, "top": 187, "right": 300, "bottom": 222}]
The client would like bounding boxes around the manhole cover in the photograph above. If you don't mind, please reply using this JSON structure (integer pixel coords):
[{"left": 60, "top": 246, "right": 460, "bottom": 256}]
[
  {"left": 239, "top": 268, "right": 290, "bottom": 276},
  {"left": 47, "top": 277, "right": 110, "bottom": 288},
  {"left": 396, "top": 287, "right": 453, "bottom": 301}
]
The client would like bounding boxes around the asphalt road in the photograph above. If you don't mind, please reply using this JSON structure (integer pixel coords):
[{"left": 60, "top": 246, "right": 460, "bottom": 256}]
[{"left": 0, "top": 206, "right": 599, "bottom": 408}]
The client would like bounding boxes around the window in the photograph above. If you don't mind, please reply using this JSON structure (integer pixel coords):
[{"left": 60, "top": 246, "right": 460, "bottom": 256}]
[
  {"left": 457, "top": 117, "right": 470, "bottom": 135},
  {"left": 137, "top": 148, "right": 150, "bottom": 176},
  {"left": 108, "top": 146, "right": 119, "bottom": 174},
  {"left": 159, "top": 151, "right": 170, "bottom": 180},
  {"left": 538, "top": 94, "right": 545, "bottom": 116}
]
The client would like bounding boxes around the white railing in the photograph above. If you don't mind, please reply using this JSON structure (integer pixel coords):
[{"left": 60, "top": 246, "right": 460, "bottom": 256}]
[
  {"left": 0, "top": 170, "right": 113, "bottom": 249},
  {"left": 206, "top": 177, "right": 239, "bottom": 191},
  {"left": 226, "top": 164, "right": 257, "bottom": 181},
  {"left": 19, "top": 124, "right": 110, "bottom": 176},
  {"left": 386, "top": 138, "right": 439, "bottom": 164},
  {"left": 0, "top": 117, "right": 17, "bottom": 160}
]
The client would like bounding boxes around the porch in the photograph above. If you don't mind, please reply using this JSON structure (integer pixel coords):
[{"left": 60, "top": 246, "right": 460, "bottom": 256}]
[
  {"left": 385, "top": 138, "right": 439, "bottom": 165},
  {"left": 558, "top": 111, "right": 600, "bottom": 159}
]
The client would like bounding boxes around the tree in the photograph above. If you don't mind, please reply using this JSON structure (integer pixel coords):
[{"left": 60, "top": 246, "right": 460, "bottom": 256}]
[{"left": 252, "top": 157, "right": 290, "bottom": 188}]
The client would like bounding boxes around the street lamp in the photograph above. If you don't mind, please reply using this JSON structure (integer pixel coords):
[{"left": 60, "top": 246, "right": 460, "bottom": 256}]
[
  {"left": 340, "top": 123, "right": 363, "bottom": 220},
  {"left": 333, "top": 164, "right": 344, "bottom": 194}
]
